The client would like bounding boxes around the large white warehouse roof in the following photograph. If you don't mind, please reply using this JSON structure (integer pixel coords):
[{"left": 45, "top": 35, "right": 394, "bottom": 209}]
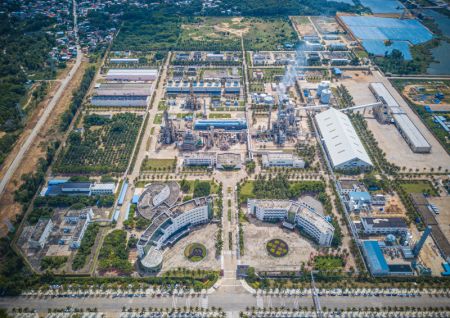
[
  {"left": 316, "top": 108, "right": 372, "bottom": 169},
  {"left": 107, "top": 69, "right": 157, "bottom": 76}
]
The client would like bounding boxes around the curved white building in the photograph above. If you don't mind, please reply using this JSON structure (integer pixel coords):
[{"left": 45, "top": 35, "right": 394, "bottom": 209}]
[{"left": 247, "top": 199, "right": 334, "bottom": 246}]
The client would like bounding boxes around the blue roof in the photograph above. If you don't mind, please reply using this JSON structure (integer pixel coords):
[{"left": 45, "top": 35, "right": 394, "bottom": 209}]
[
  {"left": 362, "top": 40, "right": 412, "bottom": 60},
  {"left": 333, "top": 68, "right": 342, "bottom": 75},
  {"left": 132, "top": 195, "right": 140, "bottom": 204},
  {"left": 362, "top": 240, "right": 389, "bottom": 275},
  {"left": 349, "top": 191, "right": 371, "bottom": 201},
  {"left": 118, "top": 182, "right": 128, "bottom": 206},
  {"left": 194, "top": 119, "right": 247, "bottom": 130},
  {"left": 359, "top": 0, "right": 404, "bottom": 14},
  {"left": 341, "top": 16, "right": 433, "bottom": 59}
]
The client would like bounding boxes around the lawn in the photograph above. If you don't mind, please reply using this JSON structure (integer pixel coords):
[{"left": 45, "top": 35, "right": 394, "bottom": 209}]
[
  {"left": 239, "top": 181, "right": 254, "bottom": 202},
  {"left": 400, "top": 180, "right": 438, "bottom": 196},
  {"left": 313, "top": 255, "right": 344, "bottom": 272},
  {"left": 141, "top": 158, "right": 176, "bottom": 172},
  {"left": 243, "top": 18, "right": 298, "bottom": 51},
  {"left": 153, "top": 113, "right": 163, "bottom": 124},
  {"left": 209, "top": 113, "right": 232, "bottom": 119},
  {"left": 178, "top": 17, "right": 243, "bottom": 51}
]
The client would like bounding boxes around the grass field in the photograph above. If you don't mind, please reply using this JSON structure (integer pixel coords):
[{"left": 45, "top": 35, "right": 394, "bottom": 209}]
[
  {"left": 178, "top": 17, "right": 243, "bottom": 51},
  {"left": 141, "top": 158, "right": 176, "bottom": 172},
  {"left": 154, "top": 113, "right": 163, "bottom": 124},
  {"left": 209, "top": 113, "right": 232, "bottom": 119},
  {"left": 243, "top": 18, "right": 298, "bottom": 51},
  {"left": 400, "top": 181, "right": 438, "bottom": 196},
  {"left": 314, "top": 255, "right": 344, "bottom": 272}
]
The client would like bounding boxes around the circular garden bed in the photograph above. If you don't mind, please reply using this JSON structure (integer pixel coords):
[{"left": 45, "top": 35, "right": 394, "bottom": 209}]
[
  {"left": 184, "top": 243, "right": 207, "bottom": 262},
  {"left": 266, "top": 239, "right": 289, "bottom": 257}
]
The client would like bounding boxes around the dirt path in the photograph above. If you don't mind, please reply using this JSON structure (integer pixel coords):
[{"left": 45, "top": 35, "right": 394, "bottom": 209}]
[{"left": 0, "top": 59, "right": 88, "bottom": 236}]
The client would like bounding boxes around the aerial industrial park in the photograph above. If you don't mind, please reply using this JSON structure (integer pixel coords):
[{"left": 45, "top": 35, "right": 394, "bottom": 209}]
[{"left": 0, "top": 0, "right": 449, "bottom": 316}]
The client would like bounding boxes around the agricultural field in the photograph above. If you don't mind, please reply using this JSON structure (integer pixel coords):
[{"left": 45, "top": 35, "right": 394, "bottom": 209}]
[
  {"left": 243, "top": 18, "right": 299, "bottom": 51},
  {"left": 54, "top": 113, "right": 143, "bottom": 174}
]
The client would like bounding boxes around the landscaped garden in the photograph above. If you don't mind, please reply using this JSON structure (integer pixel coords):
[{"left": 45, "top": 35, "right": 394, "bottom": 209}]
[
  {"left": 266, "top": 239, "right": 289, "bottom": 257},
  {"left": 184, "top": 243, "right": 207, "bottom": 262}
]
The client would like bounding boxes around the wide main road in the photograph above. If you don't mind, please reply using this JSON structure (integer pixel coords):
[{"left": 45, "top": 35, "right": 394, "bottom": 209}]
[
  {"left": 0, "top": 0, "right": 82, "bottom": 198},
  {"left": 1, "top": 293, "right": 449, "bottom": 312}
]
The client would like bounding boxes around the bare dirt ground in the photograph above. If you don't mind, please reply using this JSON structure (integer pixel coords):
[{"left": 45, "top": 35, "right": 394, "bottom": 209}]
[
  {"left": 240, "top": 218, "right": 317, "bottom": 271},
  {"left": 341, "top": 71, "right": 450, "bottom": 171},
  {"left": 160, "top": 223, "right": 220, "bottom": 273},
  {"left": 0, "top": 80, "right": 60, "bottom": 180},
  {"left": 0, "top": 60, "right": 88, "bottom": 236},
  {"left": 429, "top": 196, "right": 450, "bottom": 241}
]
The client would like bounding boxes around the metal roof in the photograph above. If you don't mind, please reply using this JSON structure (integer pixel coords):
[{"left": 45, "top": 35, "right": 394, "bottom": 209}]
[
  {"left": 315, "top": 108, "right": 372, "bottom": 168},
  {"left": 393, "top": 113, "right": 431, "bottom": 150},
  {"left": 362, "top": 240, "right": 389, "bottom": 275}
]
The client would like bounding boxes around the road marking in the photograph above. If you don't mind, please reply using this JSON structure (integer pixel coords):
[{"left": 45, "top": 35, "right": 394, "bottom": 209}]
[{"left": 256, "top": 294, "right": 264, "bottom": 308}]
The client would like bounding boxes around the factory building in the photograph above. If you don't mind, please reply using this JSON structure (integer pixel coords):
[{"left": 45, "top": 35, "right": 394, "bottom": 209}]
[
  {"left": 41, "top": 181, "right": 116, "bottom": 196},
  {"left": 315, "top": 108, "right": 373, "bottom": 170},
  {"left": 106, "top": 69, "right": 158, "bottom": 81},
  {"left": 109, "top": 58, "right": 139, "bottom": 64},
  {"left": 183, "top": 153, "right": 216, "bottom": 167},
  {"left": 194, "top": 119, "right": 247, "bottom": 131},
  {"left": 91, "top": 83, "right": 152, "bottom": 107},
  {"left": 248, "top": 199, "right": 334, "bottom": 246},
  {"left": 261, "top": 152, "right": 305, "bottom": 168},
  {"left": 65, "top": 208, "right": 93, "bottom": 249},
  {"left": 347, "top": 191, "right": 372, "bottom": 212},
  {"left": 224, "top": 81, "right": 241, "bottom": 94},
  {"left": 327, "top": 43, "right": 347, "bottom": 51},
  {"left": 361, "top": 217, "right": 409, "bottom": 235},
  {"left": 29, "top": 218, "right": 53, "bottom": 249},
  {"left": 166, "top": 80, "right": 222, "bottom": 95},
  {"left": 362, "top": 240, "right": 413, "bottom": 276},
  {"left": 369, "top": 82, "right": 431, "bottom": 153}
]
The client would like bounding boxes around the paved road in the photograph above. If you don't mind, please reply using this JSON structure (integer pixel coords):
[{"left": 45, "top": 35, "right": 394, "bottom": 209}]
[
  {"left": 1, "top": 294, "right": 449, "bottom": 312},
  {"left": 0, "top": 0, "right": 82, "bottom": 198}
]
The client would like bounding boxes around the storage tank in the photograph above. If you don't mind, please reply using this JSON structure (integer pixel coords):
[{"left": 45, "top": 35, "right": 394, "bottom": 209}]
[
  {"left": 317, "top": 81, "right": 330, "bottom": 96},
  {"left": 320, "top": 89, "right": 332, "bottom": 104}
]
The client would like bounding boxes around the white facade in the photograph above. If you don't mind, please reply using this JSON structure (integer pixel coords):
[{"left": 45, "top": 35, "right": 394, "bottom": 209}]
[
  {"left": 183, "top": 153, "right": 216, "bottom": 167},
  {"left": 29, "top": 219, "right": 53, "bottom": 249},
  {"left": 106, "top": 69, "right": 158, "bottom": 81},
  {"left": 315, "top": 108, "right": 373, "bottom": 170},
  {"left": 152, "top": 198, "right": 211, "bottom": 249},
  {"left": 361, "top": 217, "right": 408, "bottom": 235},
  {"left": 91, "top": 183, "right": 116, "bottom": 195},
  {"left": 248, "top": 199, "right": 334, "bottom": 246},
  {"left": 262, "top": 152, "right": 305, "bottom": 168}
]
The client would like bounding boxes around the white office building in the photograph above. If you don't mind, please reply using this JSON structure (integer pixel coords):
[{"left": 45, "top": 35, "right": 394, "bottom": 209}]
[
  {"left": 315, "top": 108, "right": 373, "bottom": 170},
  {"left": 262, "top": 152, "right": 305, "bottom": 168},
  {"left": 248, "top": 199, "right": 334, "bottom": 246},
  {"left": 29, "top": 218, "right": 53, "bottom": 249},
  {"left": 91, "top": 183, "right": 116, "bottom": 195},
  {"left": 183, "top": 153, "right": 216, "bottom": 167},
  {"left": 361, "top": 217, "right": 408, "bottom": 235}
]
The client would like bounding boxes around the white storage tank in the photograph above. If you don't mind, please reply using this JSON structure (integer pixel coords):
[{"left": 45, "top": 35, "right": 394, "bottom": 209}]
[
  {"left": 317, "top": 81, "right": 330, "bottom": 97},
  {"left": 320, "top": 89, "right": 332, "bottom": 104}
]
